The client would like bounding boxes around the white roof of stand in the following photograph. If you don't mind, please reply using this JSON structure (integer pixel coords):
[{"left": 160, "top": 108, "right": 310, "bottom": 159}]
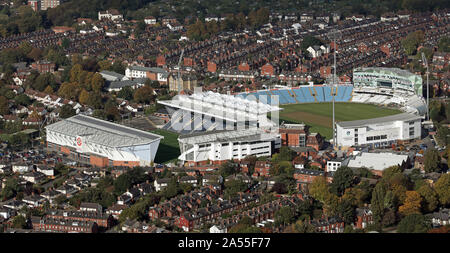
[{"left": 158, "top": 91, "right": 282, "bottom": 122}]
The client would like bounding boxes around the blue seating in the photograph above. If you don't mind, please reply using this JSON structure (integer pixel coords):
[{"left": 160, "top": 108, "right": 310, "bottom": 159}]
[
  {"left": 279, "top": 90, "right": 297, "bottom": 104},
  {"left": 334, "top": 86, "right": 345, "bottom": 102},
  {"left": 301, "top": 87, "right": 315, "bottom": 103},
  {"left": 323, "top": 86, "right": 333, "bottom": 102},
  {"left": 342, "top": 86, "right": 353, "bottom": 101},
  {"left": 293, "top": 89, "right": 305, "bottom": 103},
  {"left": 314, "top": 86, "right": 325, "bottom": 102},
  {"left": 235, "top": 85, "right": 354, "bottom": 105}
]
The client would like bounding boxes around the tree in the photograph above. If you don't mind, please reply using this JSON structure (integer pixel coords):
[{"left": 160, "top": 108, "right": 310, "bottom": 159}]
[
  {"left": 117, "top": 86, "right": 134, "bottom": 100},
  {"left": 424, "top": 149, "right": 441, "bottom": 173},
  {"left": 397, "top": 214, "right": 431, "bottom": 233},
  {"left": 291, "top": 219, "right": 316, "bottom": 233},
  {"left": 78, "top": 89, "right": 90, "bottom": 105},
  {"left": 33, "top": 72, "right": 57, "bottom": 92},
  {"left": 58, "top": 82, "right": 79, "bottom": 100},
  {"left": 309, "top": 176, "right": 330, "bottom": 203},
  {"left": 133, "top": 85, "right": 154, "bottom": 104},
  {"left": 43, "top": 85, "right": 54, "bottom": 94},
  {"left": 382, "top": 209, "right": 397, "bottom": 227},
  {"left": 330, "top": 166, "right": 355, "bottom": 196},
  {"left": 163, "top": 178, "right": 180, "bottom": 199},
  {"left": 274, "top": 206, "right": 295, "bottom": 227},
  {"left": 59, "top": 104, "right": 75, "bottom": 119},
  {"left": 337, "top": 199, "right": 356, "bottom": 225},
  {"left": 301, "top": 35, "right": 323, "bottom": 53},
  {"left": 438, "top": 36, "right": 450, "bottom": 52},
  {"left": 87, "top": 92, "right": 103, "bottom": 109},
  {"left": 342, "top": 187, "right": 365, "bottom": 207},
  {"left": 218, "top": 161, "right": 237, "bottom": 178},
  {"left": 224, "top": 179, "right": 247, "bottom": 199},
  {"left": 272, "top": 146, "right": 294, "bottom": 162},
  {"left": 70, "top": 64, "right": 83, "bottom": 83},
  {"left": 435, "top": 174, "right": 450, "bottom": 207},
  {"left": 14, "top": 94, "right": 32, "bottom": 106},
  {"left": 12, "top": 215, "right": 27, "bottom": 229},
  {"left": 91, "top": 73, "right": 105, "bottom": 92},
  {"left": 399, "top": 191, "right": 422, "bottom": 216},
  {"left": 0, "top": 96, "right": 9, "bottom": 115},
  {"left": 417, "top": 184, "right": 439, "bottom": 213},
  {"left": 401, "top": 30, "right": 424, "bottom": 55},
  {"left": 272, "top": 182, "right": 287, "bottom": 194},
  {"left": 371, "top": 182, "right": 387, "bottom": 227}
]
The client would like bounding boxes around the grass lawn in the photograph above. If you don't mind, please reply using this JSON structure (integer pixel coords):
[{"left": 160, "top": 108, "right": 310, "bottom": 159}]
[
  {"left": 150, "top": 129, "right": 180, "bottom": 164},
  {"left": 278, "top": 102, "right": 402, "bottom": 139}
]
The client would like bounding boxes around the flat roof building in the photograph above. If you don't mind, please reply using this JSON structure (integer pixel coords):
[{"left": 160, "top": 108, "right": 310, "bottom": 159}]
[
  {"left": 336, "top": 112, "right": 422, "bottom": 148},
  {"left": 178, "top": 128, "right": 281, "bottom": 166},
  {"left": 346, "top": 152, "right": 409, "bottom": 175},
  {"left": 45, "top": 115, "right": 163, "bottom": 167}
]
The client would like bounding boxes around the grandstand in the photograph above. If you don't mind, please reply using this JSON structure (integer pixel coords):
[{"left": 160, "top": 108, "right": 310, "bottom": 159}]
[
  {"left": 158, "top": 91, "right": 282, "bottom": 134},
  {"left": 235, "top": 85, "right": 354, "bottom": 105},
  {"left": 235, "top": 68, "right": 426, "bottom": 117},
  {"left": 45, "top": 115, "right": 164, "bottom": 167}
]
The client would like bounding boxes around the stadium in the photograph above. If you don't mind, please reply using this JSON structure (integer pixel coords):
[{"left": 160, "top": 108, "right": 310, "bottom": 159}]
[
  {"left": 157, "top": 91, "right": 282, "bottom": 164},
  {"left": 235, "top": 67, "right": 426, "bottom": 132},
  {"left": 45, "top": 115, "right": 164, "bottom": 167},
  {"left": 157, "top": 67, "right": 426, "bottom": 163}
]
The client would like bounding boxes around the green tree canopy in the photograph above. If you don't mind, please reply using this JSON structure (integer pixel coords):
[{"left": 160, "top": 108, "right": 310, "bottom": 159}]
[{"left": 397, "top": 213, "right": 431, "bottom": 233}]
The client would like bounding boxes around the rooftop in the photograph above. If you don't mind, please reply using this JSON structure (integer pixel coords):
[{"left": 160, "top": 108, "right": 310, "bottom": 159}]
[
  {"left": 158, "top": 91, "right": 281, "bottom": 122},
  {"left": 45, "top": 115, "right": 163, "bottom": 148},
  {"left": 178, "top": 128, "right": 279, "bottom": 145},
  {"left": 347, "top": 152, "right": 409, "bottom": 171},
  {"left": 336, "top": 112, "right": 421, "bottom": 128}
]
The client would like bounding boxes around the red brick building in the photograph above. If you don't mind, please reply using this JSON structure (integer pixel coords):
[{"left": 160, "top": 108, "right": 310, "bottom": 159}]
[
  {"left": 31, "top": 61, "right": 55, "bottom": 74},
  {"left": 254, "top": 161, "right": 272, "bottom": 177},
  {"left": 238, "top": 62, "right": 250, "bottom": 71},
  {"left": 207, "top": 61, "right": 217, "bottom": 72},
  {"left": 261, "top": 63, "right": 275, "bottom": 77}
]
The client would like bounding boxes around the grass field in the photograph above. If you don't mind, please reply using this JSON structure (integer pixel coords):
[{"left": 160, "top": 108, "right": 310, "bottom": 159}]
[
  {"left": 279, "top": 102, "right": 402, "bottom": 139},
  {"left": 150, "top": 129, "right": 180, "bottom": 164}
]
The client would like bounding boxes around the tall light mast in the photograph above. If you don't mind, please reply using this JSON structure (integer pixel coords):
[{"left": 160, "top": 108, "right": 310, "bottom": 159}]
[
  {"left": 177, "top": 49, "right": 185, "bottom": 93},
  {"left": 421, "top": 52, "right": 429, "bottom": 121},
  {"left": 327, "top": 28, "right": 342, "bottom": 149}
]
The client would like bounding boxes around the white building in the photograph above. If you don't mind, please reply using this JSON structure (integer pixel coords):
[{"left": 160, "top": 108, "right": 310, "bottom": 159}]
[
  {"left": 144, "top": 17, "right": 157, "bottom": 25},
  {"left": 210, "top": 225, "right": 227, "bottom": 233},
  {"left": 154, "top": 178, "right": 170, "bottom": 192},
  {"left": 125, "top": 66, "right": 168, "bottom": 83},
  {"left": 346, "top": 152, "right": 409, "bottom": 172},
  {"left": 45, "top": 114, "right": 163, "bottom": 167},
  {"left": 178, "top": 129, "right": 281, "bottom": 164},
  {"left": 326, "top": 160, "right": 342, "bottom": 172},
  {"left": 306, "top": 45, "right": 330, "bottom": 58},
  {"left": 12, "top": 164, "right": 31, "bottom": 174},
  {"left": 98, "top": 9, "right": 123, "bottom": 21},
  {"left": 336, "top": 113, "right": 422, "bottom": 148}
]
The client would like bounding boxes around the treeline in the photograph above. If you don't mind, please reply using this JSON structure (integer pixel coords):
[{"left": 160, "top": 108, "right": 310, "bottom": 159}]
[{"left": 186, "top": 8, "right": 269, "bottom": 41}]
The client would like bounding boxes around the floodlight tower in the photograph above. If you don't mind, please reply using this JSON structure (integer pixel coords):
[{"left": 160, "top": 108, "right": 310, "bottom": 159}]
[
  {"left": 421, "top": 52, "right": 429, "bottom": 121},
  {"left": 177, "top": 49, "right": 185, "bottom": 93},
  {"left": 327, "top": 28, "right": 342, "bottom": 149}
]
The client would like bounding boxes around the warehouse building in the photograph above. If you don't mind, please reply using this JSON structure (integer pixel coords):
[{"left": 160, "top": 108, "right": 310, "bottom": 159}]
[
  {"left": 45, "top": 115, "right": 163, "bottom": 167},
  {"left": 346, "top": 152, "right": 410, "bottom": 176},
  {"left": 336, "top": 112, "right": 422, "bottom": 148}
]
